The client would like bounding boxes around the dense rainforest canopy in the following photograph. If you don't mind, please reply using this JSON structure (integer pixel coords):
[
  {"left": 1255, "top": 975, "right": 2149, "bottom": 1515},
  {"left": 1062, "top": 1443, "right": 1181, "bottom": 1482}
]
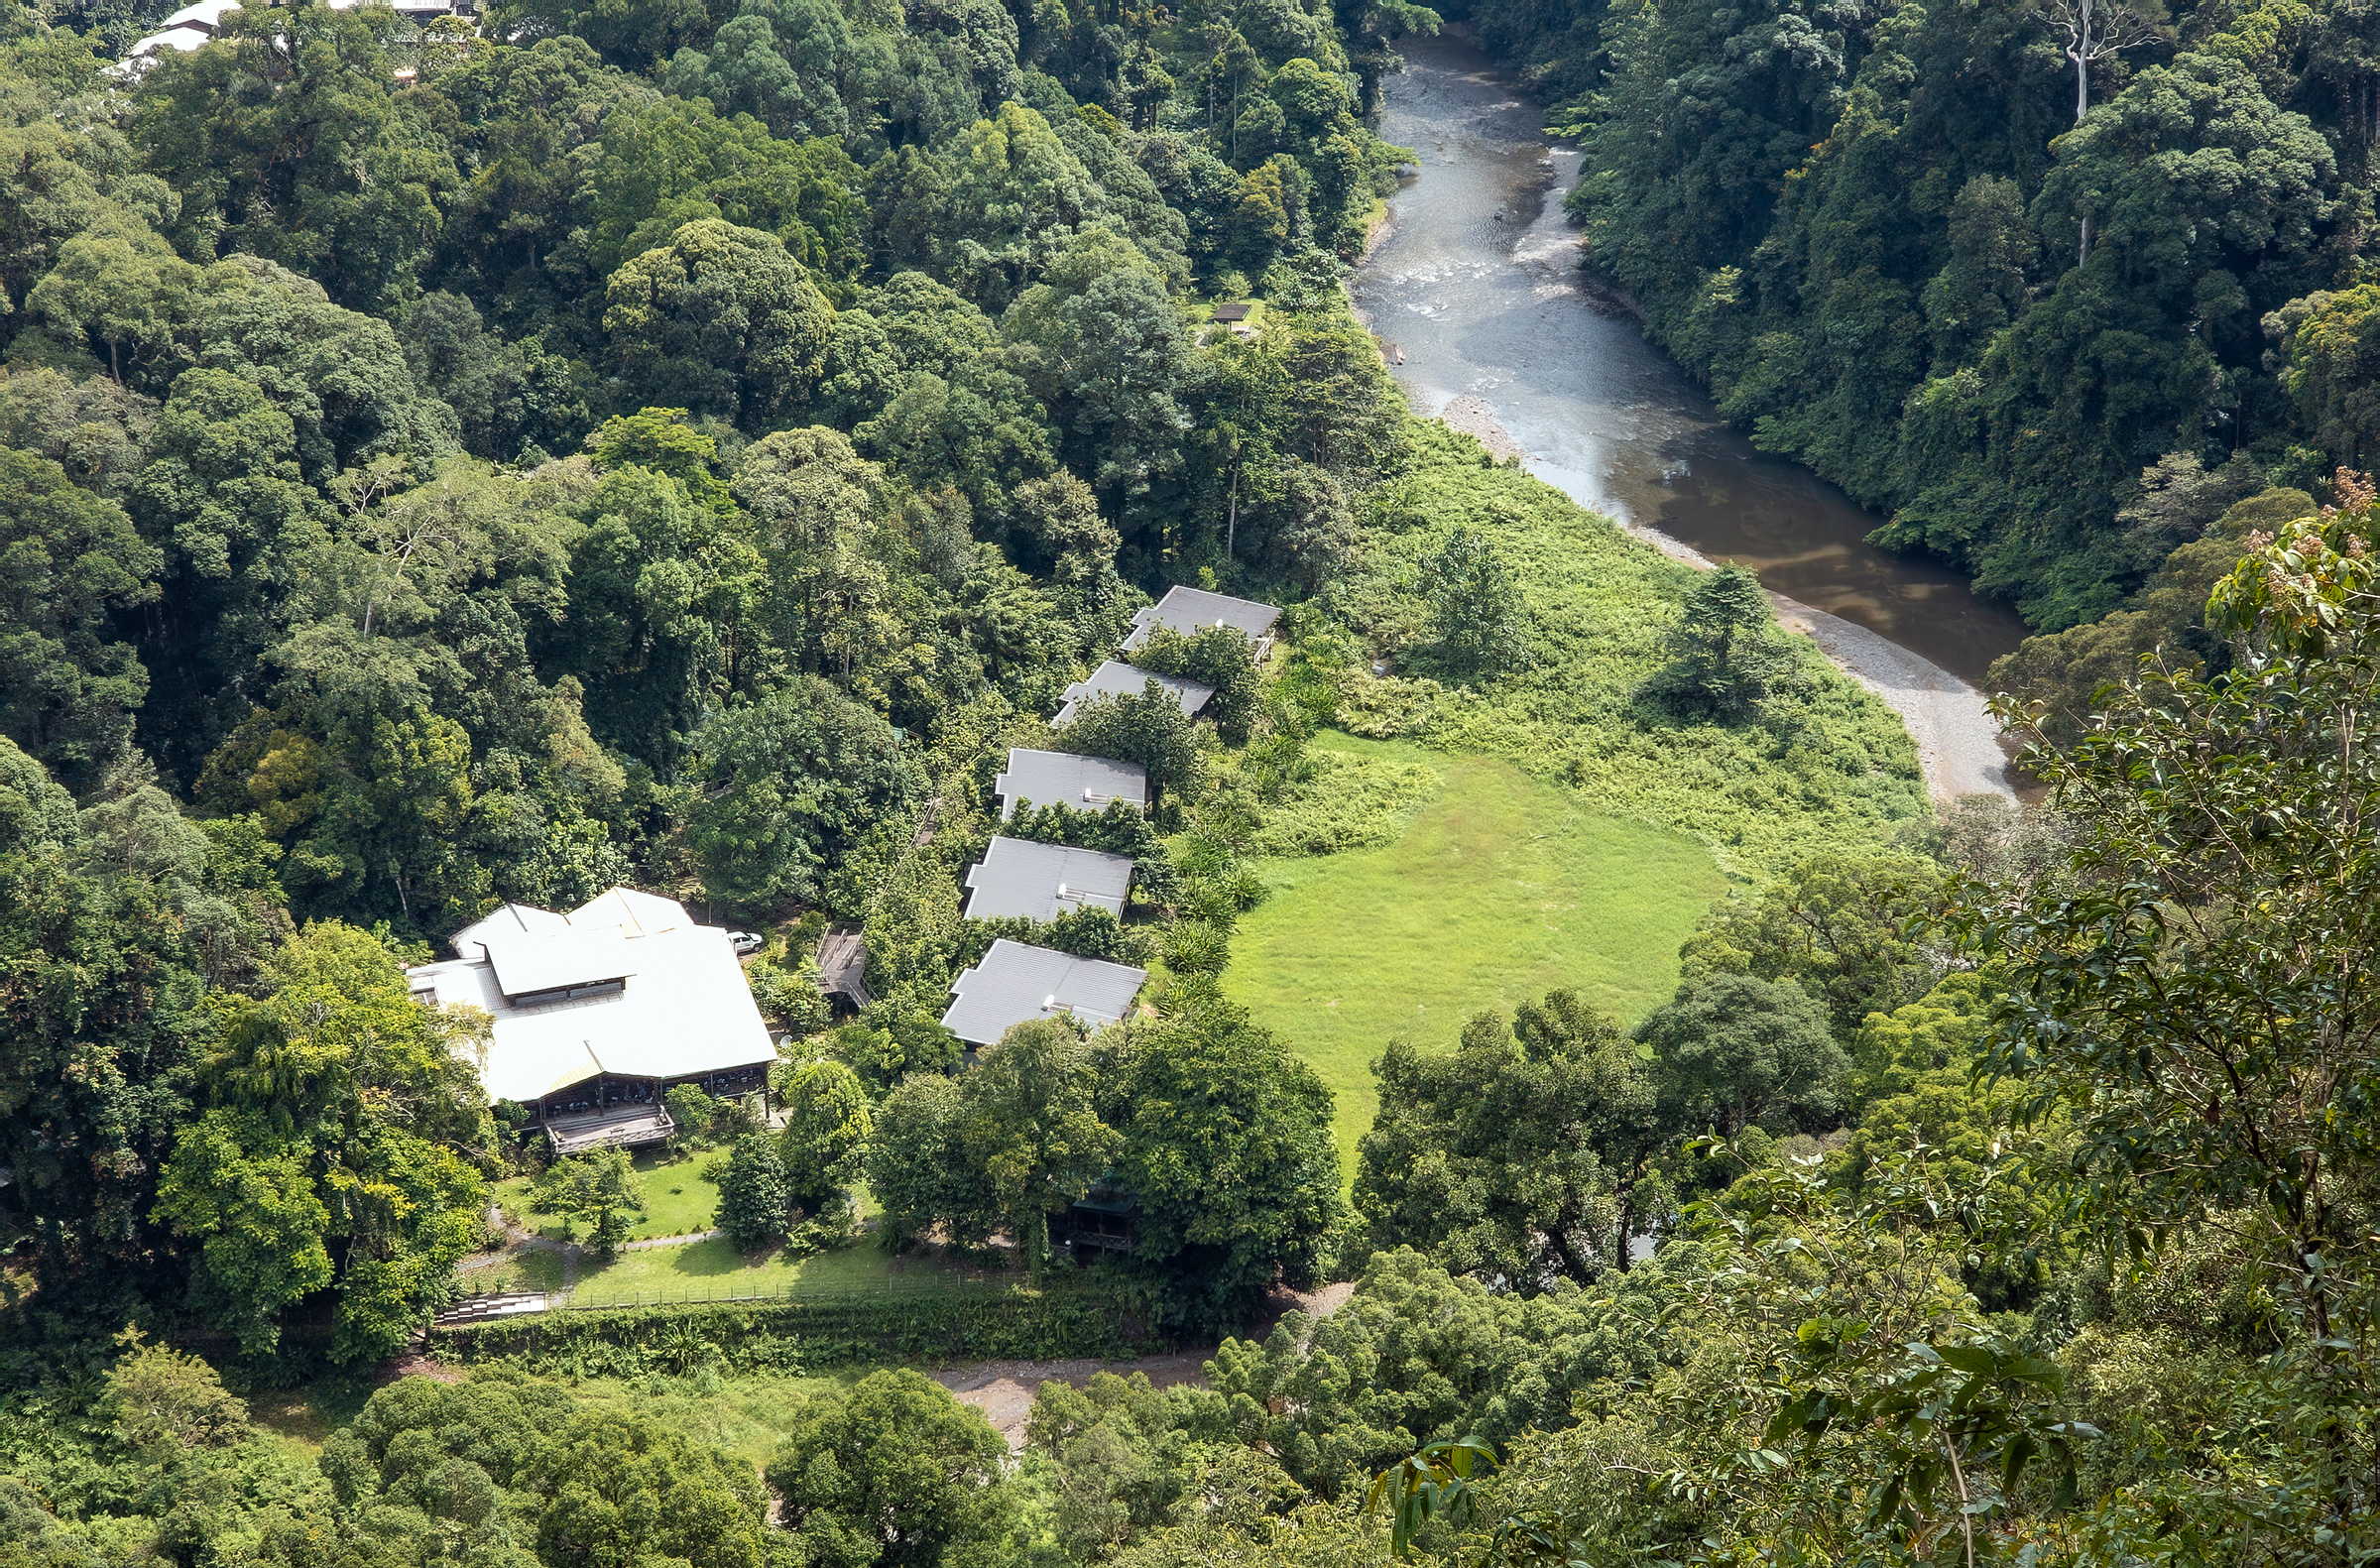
[
  {"left": 1464, "top": 0, "right": 2380, "bottom": 641},
  {"left": 0, "top": 0, "right": 1438, "bottom": 1363}
]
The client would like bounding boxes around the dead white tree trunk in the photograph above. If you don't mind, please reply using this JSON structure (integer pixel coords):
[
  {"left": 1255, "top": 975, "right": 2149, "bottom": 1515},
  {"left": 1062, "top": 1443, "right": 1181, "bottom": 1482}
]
[{"left": 2043, "top": 0, "right": 2160, "bottom": 124}]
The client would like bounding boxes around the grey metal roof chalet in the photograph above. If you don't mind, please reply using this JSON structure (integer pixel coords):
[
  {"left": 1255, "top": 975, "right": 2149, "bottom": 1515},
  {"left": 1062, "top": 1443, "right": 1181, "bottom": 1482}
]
[
  {"left": 963, "top": 836, "right": 1135, "bottom": 922},
  {"left": 1121, "top": 586, "right": 1281, "bottom": 657},
  {"left": 1051, "top": 661, "right": 1215, "bottom": 728},
  {"left": 994, "top": 748, "right": 1149, "bottom": 820},
  {"left": 941, "top": 938, "right": 1147, "bottom": 1046}
]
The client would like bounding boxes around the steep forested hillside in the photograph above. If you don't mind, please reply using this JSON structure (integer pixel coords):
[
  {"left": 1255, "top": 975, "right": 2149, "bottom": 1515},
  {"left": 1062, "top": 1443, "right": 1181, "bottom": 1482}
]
[
  {"left": 1464, "top": 0, "right": 2380, "bottom": 632},
  {"left": 15, "top": 3, "right": 2380, "bottom": 1565},
  {"left": 0, "top": 0, "right": 1446, "bottom": 1359}
]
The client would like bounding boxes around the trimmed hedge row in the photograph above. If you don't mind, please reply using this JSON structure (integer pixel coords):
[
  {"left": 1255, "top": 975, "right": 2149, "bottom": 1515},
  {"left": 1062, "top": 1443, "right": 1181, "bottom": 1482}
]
[{"left": 429, "top": 1280, "right": 1159, "bottom": 1376}]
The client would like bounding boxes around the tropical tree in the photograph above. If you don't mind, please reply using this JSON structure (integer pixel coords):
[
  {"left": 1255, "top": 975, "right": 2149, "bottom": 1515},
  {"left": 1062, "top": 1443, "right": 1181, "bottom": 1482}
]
[
  {"left": 1110, "top": 999, "right": 1342, "bottom": 1334},
  {"left": 152, "top": 921, "right": 493, "bottom": 1359},
  {"left": 956, "top": 1019, "right": 1121, "bottom": 1272},
  {"left": 1358, "top": 989, "right": 1670, "bottom": 1290},
  {"left": 0, "top": 446, "right": 160, "bottom": 790},
  {"left": 1422, "top": 527, "right": 1529, "bottom": 679},
  {"left": 779, "top": 1057, "right": 874, "bottom": 1209},
  {"left": 1961, "top": 504, "right": 2380, "bottom": 1548},
  {"left": 767, "top": 1369, "right": 1016, "bottom": 1568},
  {"left": 1634, "top": 973, "right": 1850, "bottom": 1136},
  {"left": 716, "top": 1130, "right": 794, "bottom": 1252},
  {"left": 1651, "top": 564, "right": 1793, "bottom": 722},
  {"left": 529, "top": 1146, "right": 648, "bottom": 1257},
  {"left": 604, "top": 218, "right": 838, "bottom": 425}
]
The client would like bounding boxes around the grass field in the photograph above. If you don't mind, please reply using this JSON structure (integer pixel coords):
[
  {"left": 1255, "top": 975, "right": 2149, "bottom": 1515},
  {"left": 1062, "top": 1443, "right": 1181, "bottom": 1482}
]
[
  {"left": 563, "top": 1234, "right": 972, "bottom": 1307},
  {"left": 495, "top": 1146, "right": 725, "bottom": 1243},
  {"left": 1223, "top": 734, "right": 1726, "bottom": 1179}
]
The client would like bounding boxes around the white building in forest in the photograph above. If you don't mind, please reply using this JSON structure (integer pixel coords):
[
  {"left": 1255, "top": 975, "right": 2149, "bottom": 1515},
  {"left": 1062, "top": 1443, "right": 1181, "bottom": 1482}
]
[{"left": 406, "top": 887, "right": 775, "bottom": 1154}]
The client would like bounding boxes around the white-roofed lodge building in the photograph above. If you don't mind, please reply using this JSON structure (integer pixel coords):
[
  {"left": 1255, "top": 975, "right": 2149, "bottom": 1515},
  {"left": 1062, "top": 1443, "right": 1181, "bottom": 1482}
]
[{"left": 406, "top": 887, "right": 777, "bottom": 1154}]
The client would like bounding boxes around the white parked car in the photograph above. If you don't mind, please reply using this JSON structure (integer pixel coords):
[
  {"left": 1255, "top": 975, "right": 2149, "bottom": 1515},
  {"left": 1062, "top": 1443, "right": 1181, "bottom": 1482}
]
[{"left": 728, "top": 930, "right": 764, "bottom": 955}]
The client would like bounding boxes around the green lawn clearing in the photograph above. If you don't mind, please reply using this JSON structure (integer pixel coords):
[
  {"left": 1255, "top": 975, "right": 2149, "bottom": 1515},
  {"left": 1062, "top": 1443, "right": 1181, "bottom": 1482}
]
[
  {"left": 1223, "top": 734, "right": 1726, "bottom": 1180},
  {"left": 495, "top": 1146, "right": 726, "bottom": 1243},
  {"left": 566, "top": 1232, "right": 979, "bottom": 1308}
]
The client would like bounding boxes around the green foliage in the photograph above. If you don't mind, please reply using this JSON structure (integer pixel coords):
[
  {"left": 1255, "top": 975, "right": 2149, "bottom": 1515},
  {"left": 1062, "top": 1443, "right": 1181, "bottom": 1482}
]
[
  {"left": 827, "top": 1006, "right": 966, "bottom": 1097},
  {"left": 715, "top": 1130, "right": 794, "bottom": 1252},
  {"left": 0, "top": 445, "right": 159, "bottom": 790},
  {"left": 1420, "top": 526, "right": 1528, "bottom": 680},
  {"left": 321, "top": 1367, "right": 771, "bottom": 1566},
  {"left": 951, "top": 1018, "right": 1121, "bottom": 1271},
  {"left": 1985, "top": 485, "right": 2317, "bottom": 749},
  {"left": 686, "top": 675, "right": 923, "bottom": 909},
  {"left": 434, "top": 1276, "right": 1152, "bottom": 1371},
  {"left": 666, "top": 1081, "right": 722, "bottom": 1150},
  {"left": 1678, "top": 853, "right": 1946, "bottom": 1042},
  {"left": 1058, "top": 683, "right": 1205, "bottom": 811},
  {"left": 133, "top": 0, "right": 458, "bottom": 311},
  {"left": 1357, "top": 989, "right": 1668, "bottom": 1291},
  {"left": 959, "top": 905, "right": 1157, "bottom": 968},
  {"left": 1178, "top": 1247, "right": 1666, "bottom": 1500},
  {"left": 1108, "top": 998, "right": 1343, "bottom": 1335},
  {"left": 605, "top": 218, "right": 836, "bottom": 424},
  {"left": 101, "top": 1330, "right": 252, "bottom": 1455},
  {"left": 1635, "top": 973, "right": 1850, "bottom": 1136},
  {"left": 530, "top": 1146, "right": 649, "bottom": 1258},
  {"left": 153, "top": 920, "right": 493, "bottom": 1361},
  {"left": 1130, "top": 623, "right": 1263, "bottom": 744},
  {"left": 664, "top": 0, "right": 853, "bottom": 145},
  {"left": 1024, "top": 1371, "right": 1232, "bottom": 1561},
  {"left": 1646, "top": 564, "right": 1795, "bottom": 723},
  {"left": 0, "top": 738, "right": 207, "bottom": 1289},
  {"left": 1959, "top": 508, "right": 2380, "bottom": 1549},
  {"left": 1243, "top": 746, "right": 1440, "bottom": 857},
  {"left": 1326, "top": 424, "right": 1925, "bottom": 880},
  {"left": 766, "top": 1369, "right": 1016, "bottom": 1568},
  {"left": 746, "top": 953, "right": 834, "bottom": 1034},
  {"left": 1530, "top": 0, "right": 2353, "bottom": 628},
  {"left": 778, "top": 1057, "right": 873, "bottom": 1208}
]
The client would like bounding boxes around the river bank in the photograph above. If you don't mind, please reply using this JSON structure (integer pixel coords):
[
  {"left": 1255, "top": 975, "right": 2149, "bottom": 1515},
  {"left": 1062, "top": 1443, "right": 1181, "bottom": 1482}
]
[{"left": 1352, "top": 31, "right": 2021, "bottom": 803}]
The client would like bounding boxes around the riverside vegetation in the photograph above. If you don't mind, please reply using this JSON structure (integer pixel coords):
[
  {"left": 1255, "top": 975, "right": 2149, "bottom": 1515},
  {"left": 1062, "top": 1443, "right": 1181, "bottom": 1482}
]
[{"left": 4, "top": 0, "right": 2380, "bottom": 1566}]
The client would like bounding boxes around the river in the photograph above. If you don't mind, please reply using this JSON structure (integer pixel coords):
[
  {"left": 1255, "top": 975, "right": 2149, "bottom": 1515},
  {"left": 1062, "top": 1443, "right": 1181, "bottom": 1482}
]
[{"left": 1351, "top": 32, "right": 2027, "bottom": 800}]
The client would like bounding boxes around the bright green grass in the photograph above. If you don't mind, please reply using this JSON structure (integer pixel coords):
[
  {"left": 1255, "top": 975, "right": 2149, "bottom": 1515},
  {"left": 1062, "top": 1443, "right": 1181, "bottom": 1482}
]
[
  {"left": 566, "top": 1235, "right": 969, "bottom": 1308},
  {"left": 495, "top": 1146, "right": 725, "bottom": 1243},
  {"left": 1223, "top": 734, "right": 1726, "bottom": 1179}
]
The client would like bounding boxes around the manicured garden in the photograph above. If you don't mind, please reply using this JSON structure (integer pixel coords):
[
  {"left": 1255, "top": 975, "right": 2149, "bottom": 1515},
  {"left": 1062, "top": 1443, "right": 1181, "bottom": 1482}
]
[{"left": 1223, "top": 734, "right": 1725, "bottom": 1176}]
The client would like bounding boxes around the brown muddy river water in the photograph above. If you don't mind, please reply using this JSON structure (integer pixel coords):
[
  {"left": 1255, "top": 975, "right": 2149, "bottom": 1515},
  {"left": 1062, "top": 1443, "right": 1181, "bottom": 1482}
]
[{"left": 1353, "top": 32, "right": 2031, "bottom": 686}]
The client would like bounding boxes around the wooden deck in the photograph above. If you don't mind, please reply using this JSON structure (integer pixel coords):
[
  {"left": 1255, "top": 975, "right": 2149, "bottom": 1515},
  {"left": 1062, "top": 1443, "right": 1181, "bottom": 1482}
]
[{"left": 544, "top": 1105, "right": 672, "bottom": 1156}]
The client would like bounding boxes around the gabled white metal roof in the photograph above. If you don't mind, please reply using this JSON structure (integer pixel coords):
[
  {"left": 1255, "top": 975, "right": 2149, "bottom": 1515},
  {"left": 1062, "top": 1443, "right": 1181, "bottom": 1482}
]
[
  {"left": 1052, "top": 661, "right": 1214, "bottom": 727},
  {"left": 941, "top": 939, "right": 1146, "bottom": 1047},
  {"left": 994, "top": 748, "right": 1148, "bottom": 820},
  {"left": 963, "top": 836, "right": 1134, "bottom": 922},
  {"left": 1121, "top": 586, "right": 1280, "bottom": 655},
  {"left": 408, "top": 888, "right": 773, "bottom": 1105}
]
